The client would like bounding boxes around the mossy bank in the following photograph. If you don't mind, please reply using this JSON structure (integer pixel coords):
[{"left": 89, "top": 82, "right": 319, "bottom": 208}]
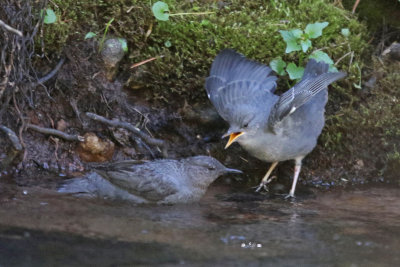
[{"left": 5, "top": 0, "right": 398, "bottom": 187}]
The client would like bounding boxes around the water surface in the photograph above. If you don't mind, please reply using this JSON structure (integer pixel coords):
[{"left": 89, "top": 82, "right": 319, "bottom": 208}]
[{"left": 0, "top": 183, "right": 399, "bottom": 266}]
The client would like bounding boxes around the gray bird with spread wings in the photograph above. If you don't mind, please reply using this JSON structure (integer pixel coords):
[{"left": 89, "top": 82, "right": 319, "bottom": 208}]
[{"left": 205, "top": 49, "right": 346, "bottom": 198}]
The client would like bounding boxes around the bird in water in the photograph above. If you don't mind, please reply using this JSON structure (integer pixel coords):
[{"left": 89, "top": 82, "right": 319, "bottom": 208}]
[
  {"left": 58, "top": 156, "right": 241, "bottom": 204},
  {"left": 205, "top": 49, "right": 346, "bottom": 198}
]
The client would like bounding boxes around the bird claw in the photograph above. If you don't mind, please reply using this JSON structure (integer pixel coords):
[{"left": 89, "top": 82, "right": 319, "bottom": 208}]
[
  {"left": 284, "top": 193, "right": 295, "bottom": 199},
  {"left": 254, "top": 176, "right": 277, "bottom": 192},
  {"left": 254, "top": 183, "right": 268, "bottom": 192}
]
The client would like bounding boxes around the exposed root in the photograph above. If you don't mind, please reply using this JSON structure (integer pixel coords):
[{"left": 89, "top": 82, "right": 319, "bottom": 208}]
[
  {"left": 36, "top": 57, "right": 66, "bottom": 85},
  {"left": 0, "top": 125, "right": 22, "bottom": 150},
  {"left": 26, "top": 123, "right": 84, "bottom": 142},
  {"left": 85, "top": 112, "right": 168, "bottom": 157},
  {"left": 0, "top": 19, "right": 23, "bottom": 37}
]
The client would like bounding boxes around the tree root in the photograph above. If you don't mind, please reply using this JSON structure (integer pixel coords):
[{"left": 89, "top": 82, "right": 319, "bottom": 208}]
[
  {"left": 0, "top": 19, "right": 23, "bottom": 37},
  {"left": 26, "top": 123, "right": 84, "bottom": 142},
  {"left": 85, "top": 112, "right": 168, "bottom": 157},
  {"left": 0, "top": 125, "right": 23, "bottom": 151}
]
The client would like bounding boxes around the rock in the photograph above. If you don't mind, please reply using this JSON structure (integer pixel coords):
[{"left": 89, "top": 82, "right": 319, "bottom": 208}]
[
  {"left": 382, "top": 43, "right": 400, "bottom": 61},
  {"left": 77, "top": 132, "right": 115, "bottom": 162},
  {"left": 101, "top": 37, "right": 127, "bottom": 81}
]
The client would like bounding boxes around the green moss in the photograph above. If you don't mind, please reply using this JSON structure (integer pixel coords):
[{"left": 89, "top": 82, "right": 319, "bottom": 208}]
[
  {"left": 41, "top": 0, "right": 369, "bottom": 101},
  {"left": 321, "top": 60, "right": 400, "bottom": 180},
  {"left": 141, "top": 0, "right": 369, "bottom": 100}
]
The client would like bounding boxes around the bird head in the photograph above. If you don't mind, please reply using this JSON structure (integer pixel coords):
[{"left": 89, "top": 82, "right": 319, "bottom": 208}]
[
  {"left": 222, "top": 112, "right": 260, "bottom": 149},
  {"left": 184, "top": 156, "right": 242, "bottom": 186}
]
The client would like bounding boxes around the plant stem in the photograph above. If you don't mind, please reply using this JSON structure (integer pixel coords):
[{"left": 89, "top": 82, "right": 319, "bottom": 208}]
[
  {"left": 169, "top": 11, "right": 215, "bottom": 16},
  {"left": 99, "top": 18, "right": 114, "bottom": 52}
]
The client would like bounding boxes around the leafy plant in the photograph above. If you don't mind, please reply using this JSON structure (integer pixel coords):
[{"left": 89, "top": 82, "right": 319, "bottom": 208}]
[
  {"left": 84, "top": 18, "right": 121, "bottom": 53},
  {"left": 270, "top": 21, "right": 340, "bottom": 80},
  {"left": 42, "top": 8, "right": 57, "bottom": 24},
  {"left": 286, "top": 62, "right": 305, "bottom": 80},
  {"left": 269, "top": 58, "right": 286, "bottom": 76},
  {"left": 151, "top": 1, "right": 214, "bottom": 21},
  {"left": 279, "top": 22, "right": 328, "bottom": 53}
]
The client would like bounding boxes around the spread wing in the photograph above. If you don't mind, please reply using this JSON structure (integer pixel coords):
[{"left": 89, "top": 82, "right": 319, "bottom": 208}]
[
  {"left": 268, "top": 59, "right": 346, "bottom": 131},
  {"left": 95, "top": 160, "right": 179, "bottom": 201},
  {"left": 205, "top": 49, "right": 277, "bottom": 124}
]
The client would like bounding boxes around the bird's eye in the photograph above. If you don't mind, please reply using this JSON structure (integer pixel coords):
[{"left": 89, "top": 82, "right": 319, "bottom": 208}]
[
  {"left": 243, "top": 122, "right": 249, "bottom": 128},
  {"left": 207, "top": 166, "right": 216, "bottom": 170}
]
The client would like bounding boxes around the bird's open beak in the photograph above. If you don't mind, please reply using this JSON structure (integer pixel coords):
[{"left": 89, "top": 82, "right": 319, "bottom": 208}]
[
  {"left": 223, "top": 132, "right": 244, "bottom": 149},
  {"left": 224, "top": 168, "right": 242, "bottom": 174}
]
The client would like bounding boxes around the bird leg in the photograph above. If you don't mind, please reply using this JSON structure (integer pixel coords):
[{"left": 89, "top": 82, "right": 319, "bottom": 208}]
[
  {"left": 255, "top": 161, "right": 278, "bottom": 192},
  {"left": 285, "top": 157, "right": 303, "bottom": 199}
]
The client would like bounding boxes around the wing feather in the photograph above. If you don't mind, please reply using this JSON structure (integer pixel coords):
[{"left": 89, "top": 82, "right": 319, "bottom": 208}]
[{"left": 268, "top": 59, "right": 346, "bottom": 131}]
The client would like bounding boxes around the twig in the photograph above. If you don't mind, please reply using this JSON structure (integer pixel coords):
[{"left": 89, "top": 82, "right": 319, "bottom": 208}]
[
  {"left": 130, "top": 55, "right": 164, "bottom": 69},
  {"left": 352, "top": 0, "right": 360, "bottom": 14},
  {"left": 335, "top": 51, "right": 352, "bottom": 65},
  {"left": 26, "top": 123, "right": 84, "bottom": 142},
  {"left": 0, "top": 19, "right": 23, "bottom": 37},
  {"left": 0, "top": 125, "right": 23, "bottom": 151},
  {"left": 85, "top": 112, "right": 168, "bottom": 157}
]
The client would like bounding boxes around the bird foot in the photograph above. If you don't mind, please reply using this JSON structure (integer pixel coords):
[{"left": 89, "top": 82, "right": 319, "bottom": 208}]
[
  {"left": 284, "top": 193, "right": 295, "bottom": 199},
  {"left": 254, "top": 176, "right": 277, "bottom": 192},
  {"left": 254, "top": 183, "right": 268, "bottom": 192}
]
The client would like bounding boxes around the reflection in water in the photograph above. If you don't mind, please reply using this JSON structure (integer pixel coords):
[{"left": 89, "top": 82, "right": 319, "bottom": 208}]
[{"left": 0, "top": 183, "right": 399, "bottom": 266}]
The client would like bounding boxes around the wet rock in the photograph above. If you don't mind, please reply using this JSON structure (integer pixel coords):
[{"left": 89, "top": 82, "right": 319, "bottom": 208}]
[
  {"left": 101, "top": 38, "right": 127, "bottom": 81},
  {"left": 382, "top": 42, "right": 400, "bottom": 61},
  {"left": 77, "top": 132, "right": 115, "bottom": 162},
  {"left": 181, "top": 102, "right": 225, "bottom": 128}
]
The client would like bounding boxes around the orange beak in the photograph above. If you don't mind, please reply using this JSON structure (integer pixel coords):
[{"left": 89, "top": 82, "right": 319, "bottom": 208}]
[{"left": 224, "top": 132, "right": 244, "bottom": 149}]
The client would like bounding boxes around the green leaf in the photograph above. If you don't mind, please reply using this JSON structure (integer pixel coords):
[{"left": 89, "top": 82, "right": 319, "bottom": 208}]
[
  {"left": 309, "top": 51, "right": 338, "bottom": 72},
  {"left": 341, "top": 28, "right": 350, "bottom": 37},
  {"left": 84, "top": 32, "right": 97, "bottom": 39},
  {"left": 118, "top": 38, "right": 128, "bottom": 52},
  {"left": 300, "top": 39, "right": 312, "bottom": 52},
  {"left": 305, "top": 22, "right": 329, "bottom": 39},
  {"left": 280, "top": 30, "right": 303, "bottom": 53},
  {"left": 285, "top": 40, "right": 301, "bottom": 53},
  {"left": 152, "top": 1, "right": 170, "bottom": 21},
  {"left": 286, "top": 63, "right": 305, "bottom": 80},
  {"left": 279, "top": 30, "right": 297, "bottom": 42},
  {"left": 290, "top": 29, "right": 303, "bottom": 39},
  {"left": 329, "top": 65, "right": 338, "bottom": 72},
  {"left": 269, "top": 58, "right": 287, "bottom": 76},
  {"left": 164, "top": 40, "right": 172, "bottom": 47},
  {"left": 43, "top": 8, "right": 57, "bottom": 24},
  {"left": 309, "top": 50, "right": 334, "bottom": 65}
]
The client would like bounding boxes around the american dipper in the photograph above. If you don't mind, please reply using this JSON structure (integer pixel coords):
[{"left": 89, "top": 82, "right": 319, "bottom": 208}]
[
  {"left": 58, "top": 156, "right": 241, "bottom": 204},
  {"left": 205, "top": 49, "right": 346, "bottom": 198}
]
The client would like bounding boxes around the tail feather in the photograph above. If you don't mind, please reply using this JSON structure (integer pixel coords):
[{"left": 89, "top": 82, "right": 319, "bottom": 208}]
[
  {"left": 57, "top": 177, "right": 93, "bottom": 194},
  {"left": 57, "top": 172, "right": 148, "bottom": 203}
]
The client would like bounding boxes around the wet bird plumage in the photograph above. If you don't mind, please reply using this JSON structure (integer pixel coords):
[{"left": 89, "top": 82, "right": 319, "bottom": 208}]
[
  {"left": 58, "top": 156, "right": 241, "bottom": 204},
  {"left": 205, "top": 49, "right": 346, "bottom": 197}
]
